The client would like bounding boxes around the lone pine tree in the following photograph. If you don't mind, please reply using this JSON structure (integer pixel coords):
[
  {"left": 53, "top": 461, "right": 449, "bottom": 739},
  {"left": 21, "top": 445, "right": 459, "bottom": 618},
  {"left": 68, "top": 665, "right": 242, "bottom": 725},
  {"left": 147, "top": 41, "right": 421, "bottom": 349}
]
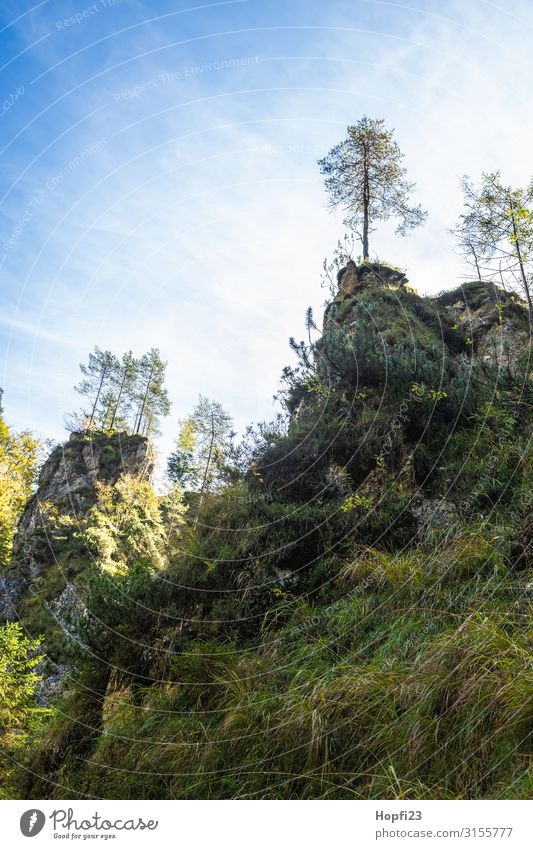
[{"left": 319, "top": 116, "right": 427, "bottom": 260}]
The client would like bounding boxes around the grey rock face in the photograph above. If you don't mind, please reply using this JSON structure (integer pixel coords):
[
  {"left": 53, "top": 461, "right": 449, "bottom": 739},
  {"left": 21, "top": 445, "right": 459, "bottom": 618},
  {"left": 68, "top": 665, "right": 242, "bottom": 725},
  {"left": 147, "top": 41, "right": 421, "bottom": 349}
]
[
  {"left": 413, "top": 497, "right": 458, "bottom": 540},
  {"left": 34, "top": 659, "right": 72, "bottom": 706},
  {"left": 0, "top": 552, "right": 42, "bottom": 622},
  {"left": 338, "top": 261, "right": 409, "bottom": 296},
  {"left": 1, "top": 432, "right": 154, "bottom": 625},
  {"left": 0, "top": 569, "right": 27, "bottom": 621},
  {"left": 17, "top": 432, "right": 154, "bottom": 536},
  {"left": 45, "top": 581, "right": 88, "bottom": 650}
]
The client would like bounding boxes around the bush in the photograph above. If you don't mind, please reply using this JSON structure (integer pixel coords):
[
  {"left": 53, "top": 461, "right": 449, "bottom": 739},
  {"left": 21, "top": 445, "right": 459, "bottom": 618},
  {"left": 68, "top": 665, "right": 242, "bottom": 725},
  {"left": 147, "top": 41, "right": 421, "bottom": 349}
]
[{"left": 0, "top": 622, "right": 48, "bottom": 799}]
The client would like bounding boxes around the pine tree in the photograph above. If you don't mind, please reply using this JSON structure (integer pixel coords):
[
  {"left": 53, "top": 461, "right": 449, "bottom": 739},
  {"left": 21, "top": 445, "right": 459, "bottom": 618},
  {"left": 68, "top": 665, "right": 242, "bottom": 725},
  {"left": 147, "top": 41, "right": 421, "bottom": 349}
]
[
  {"left": 452, "top": 172, "right": 533, "bottom": 313},
  {"left": 0, "top": 620, "right": 47, "bottom": 797},
  {"left": 74, "top": 347, "right": 118, "bottom": 430},
  {"left": 133, "top": 349, "right": 171, "bottom": 436},
  {"left": 0, "top": 622, "right": 44, "bottom": 732},
  {"left": 108, "top": 351, "right": 138, "bottom": 431},
  {"left": 72, "top": 348, "right": 170, "bottom": 436},
  {"left": 318, "top": 116, "right": 427, "bottom": 260},
  {"left": 167, "top": 397, "right": 233, "bottom": 509}
]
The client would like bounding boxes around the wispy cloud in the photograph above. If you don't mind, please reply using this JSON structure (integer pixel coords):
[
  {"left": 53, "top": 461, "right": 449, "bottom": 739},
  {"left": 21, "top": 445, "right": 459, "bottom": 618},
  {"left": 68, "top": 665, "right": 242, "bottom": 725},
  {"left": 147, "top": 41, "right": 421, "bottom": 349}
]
[{"left": 1, "top": 0, "right": 531, "bottom": 463}]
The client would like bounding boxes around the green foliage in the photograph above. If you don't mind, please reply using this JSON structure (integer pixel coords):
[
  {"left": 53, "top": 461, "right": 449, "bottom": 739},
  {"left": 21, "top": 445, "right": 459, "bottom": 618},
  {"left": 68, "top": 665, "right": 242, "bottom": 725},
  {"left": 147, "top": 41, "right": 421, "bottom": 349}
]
[
  {"left": 319, "top": 116, "right": 427, "bottom": 258},
  {"left": 10, "top": 257, "right": 532, "bottom": 802},
  {"left": 0, "top": 403, "right": 40, "bottom": 566},
  {"left": 0, "top": 622, "right": 48, "bottom": 799},
  {"left": 72, "top": 346, "right": 171, "bottom": 437},
  {"left": 342, "top": 494, "right": 374, "bottom": 512},
  {"left": 25, "top": 526, "right": 531, "bottom": 800},
  {"left": 70, "top": 475, "right": 187, "bottom": 680},
  {"left": 80, "top": 473, "right": 170, "bottom": 571},
  {"left": 167, "top": 396, "right": 234, "bottom": 499},
  {"left": 81, "top": 560, "right": 170, "bottom": 662},
  {"left": 0, "top": 622, "right": 44, "bottom": 732},
  {"left": 411, "top": 383, "right": 447, "bottom": 401}
]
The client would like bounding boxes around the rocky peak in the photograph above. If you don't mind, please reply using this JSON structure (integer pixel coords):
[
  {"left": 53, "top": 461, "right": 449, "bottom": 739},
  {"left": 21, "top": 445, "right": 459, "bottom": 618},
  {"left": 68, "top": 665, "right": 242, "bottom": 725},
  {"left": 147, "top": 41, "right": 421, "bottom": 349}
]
[
  {"left": 337, "top": 261, "right": 409, "bottom": 296},
  {"left": 0, "top": 432, "right": 154, "bottom": 625},
  {"left": 328, "top": 266, "right": 529, "bottom": 365},
  {"left": 435, "top": 280, "right": 530, "bottom": 363},
  {"left": 17, "top": 431, "right": 154, "bottom": 536}
]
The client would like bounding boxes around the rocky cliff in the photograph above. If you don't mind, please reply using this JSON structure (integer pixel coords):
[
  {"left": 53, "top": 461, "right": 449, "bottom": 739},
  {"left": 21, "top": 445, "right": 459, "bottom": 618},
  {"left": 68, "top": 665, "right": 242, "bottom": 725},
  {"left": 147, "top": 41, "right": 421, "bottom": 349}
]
[
  {"left": 435, "top": 279, "right": 531, "bottom": 363},
  {"left": 329, "top": 263, "right": 529, "bottom": 364},
  {"left": 0, "top": 432, "right": 154, "bottom": 624},
  {"left": 16, "top": 266, "right": 532, "bottom": 801},
  {"left": 17, "top": 431, "right": 153, "bottom": 535}
]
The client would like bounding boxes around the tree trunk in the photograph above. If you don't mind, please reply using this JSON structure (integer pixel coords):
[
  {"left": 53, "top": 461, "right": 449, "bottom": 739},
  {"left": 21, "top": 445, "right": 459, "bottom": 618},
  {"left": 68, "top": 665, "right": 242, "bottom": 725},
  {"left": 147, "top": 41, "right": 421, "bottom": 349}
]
[
  {"left": 195, "top": 413, "right": 216, "bottom": 524},
  {"left": 89, "top": 366, "right": 108, "bottom": 430},
  {"left": 509, "top": 200, "right": 532, "bottom": 317},
  {"left": 362, "top": 208, "right": 369, "bottom": 260},
  {"left": 472, "top": 246, "right": 482, "bottom": 282},
  {"left": 135, "top": 364, "right": 155, "bottom": 434},
  {"left": 362, "top": 147, "right": 370, "bottom": 260}
]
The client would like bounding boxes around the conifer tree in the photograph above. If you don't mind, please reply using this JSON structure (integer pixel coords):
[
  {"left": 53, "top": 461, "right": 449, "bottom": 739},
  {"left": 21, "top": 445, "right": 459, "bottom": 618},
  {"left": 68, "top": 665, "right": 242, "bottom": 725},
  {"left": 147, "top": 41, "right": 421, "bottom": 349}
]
[
  {"left": 133, "top": 348, "right": 171, "bottom": 436},
  {"left": 0, "top": 621, "right": 46, "bottom": 796},
  {"left": 108, "top": 351, "right": 138, "bottom": 431},
  {"left": 452, "top": 172, "right": 533, "bottom": 313},
  {"left": 72, "top": 348, "right": 171, "bottom": 436},
  {"left": 318, "top": 116, "right": 427, "bottom": 259},
  {"left": 167, "top": 396, "right": 233, "bottom": 508},
  {"left": 74, "top": 347, "right": 118, "bottom": 430}
]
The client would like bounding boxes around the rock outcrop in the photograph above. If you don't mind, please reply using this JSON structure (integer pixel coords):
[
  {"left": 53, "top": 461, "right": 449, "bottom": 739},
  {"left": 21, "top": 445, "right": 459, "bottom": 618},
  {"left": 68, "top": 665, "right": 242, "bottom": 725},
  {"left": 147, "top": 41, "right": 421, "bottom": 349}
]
[
  {"left": 435, "top": 280, "right": 530, "bottom": 363},
  {"left": 17, "top": 431, "right": 153, "bottom": 536},
  {"left": 326, "top": 265, "right": 529, "bottom": 366},
  {"left": 0, "top": 432, "right": 154, "bottom": 623},
  {"left": 337, "top": 260, "right": 409, "bottom": 296}
]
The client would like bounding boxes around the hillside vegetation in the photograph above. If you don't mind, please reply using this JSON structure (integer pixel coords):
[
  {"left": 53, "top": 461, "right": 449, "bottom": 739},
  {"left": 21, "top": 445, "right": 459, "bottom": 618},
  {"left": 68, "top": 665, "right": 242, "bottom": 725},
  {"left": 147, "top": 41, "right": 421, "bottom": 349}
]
[{"left": 1, "top": 268, "right": 531, "bottom": 800}]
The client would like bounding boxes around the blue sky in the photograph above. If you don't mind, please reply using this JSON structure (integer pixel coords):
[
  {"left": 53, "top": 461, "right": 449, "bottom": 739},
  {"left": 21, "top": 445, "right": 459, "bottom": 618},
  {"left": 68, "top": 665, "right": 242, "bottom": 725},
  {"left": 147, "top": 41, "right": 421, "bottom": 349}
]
[{"left": 1, "top": 0, "right": 532, "bottom": 468}]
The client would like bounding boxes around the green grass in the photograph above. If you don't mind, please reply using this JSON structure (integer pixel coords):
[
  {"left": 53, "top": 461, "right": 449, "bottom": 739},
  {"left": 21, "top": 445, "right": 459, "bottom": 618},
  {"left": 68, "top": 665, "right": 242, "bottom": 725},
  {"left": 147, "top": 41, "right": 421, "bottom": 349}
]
[
  {"left": 21, "top": 527, "right": 532, "bottom": 800},
  {"left": 13, "top": 276, "right": 532, "bottom": 801}
]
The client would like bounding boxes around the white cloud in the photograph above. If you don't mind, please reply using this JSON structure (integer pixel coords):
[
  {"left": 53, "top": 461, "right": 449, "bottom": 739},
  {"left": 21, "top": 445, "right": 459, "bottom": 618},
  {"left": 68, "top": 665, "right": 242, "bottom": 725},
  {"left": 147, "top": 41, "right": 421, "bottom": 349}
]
[{"left": 1, "top": 0, "right": 531, "bottom": 467}]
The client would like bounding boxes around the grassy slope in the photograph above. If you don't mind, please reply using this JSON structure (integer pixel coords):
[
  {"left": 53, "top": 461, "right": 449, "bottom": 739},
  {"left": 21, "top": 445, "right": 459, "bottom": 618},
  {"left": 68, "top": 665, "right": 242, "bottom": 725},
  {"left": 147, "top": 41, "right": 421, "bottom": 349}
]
[
  {"left": 26, "top": 528, "right": 531, "bottom": 800},
  {"left": 18, "top": 279, "right": 533, "bottom": 800}
]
